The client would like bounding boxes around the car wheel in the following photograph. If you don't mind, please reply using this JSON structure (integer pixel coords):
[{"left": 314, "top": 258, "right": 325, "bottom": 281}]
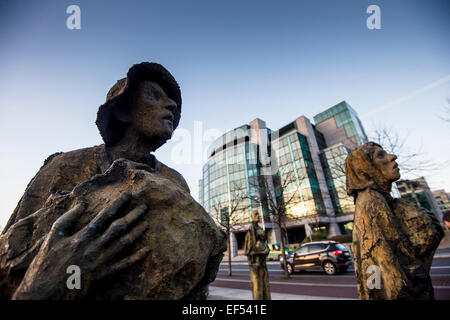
[
  {"left": 323, "top": 261, "right": 337, "bottom": 275},
  {"left": 286, "top": 263, "right": 294, "bottom": 275}
]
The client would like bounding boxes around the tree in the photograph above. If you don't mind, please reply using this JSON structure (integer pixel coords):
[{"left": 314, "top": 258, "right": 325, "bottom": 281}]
[
  {"left": 246, "top": 163, "right": 308, "bottom": 279},
  {"left": 319, "top": 122, "right": 439, "bottom": 219},
  {"left": 211, "top": 182, "right": 247, "bottom": 277},
  {"left": 440, "top": 97, "right": 450, "bottom": 123}
]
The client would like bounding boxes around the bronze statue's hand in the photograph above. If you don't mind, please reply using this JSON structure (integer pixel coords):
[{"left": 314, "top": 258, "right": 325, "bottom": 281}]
[
  {"left": 0, "top": 211, "right": 44, "bottom": 271},
  {"left": 12, "top": 191, "right": 151, "bottom": 300}
]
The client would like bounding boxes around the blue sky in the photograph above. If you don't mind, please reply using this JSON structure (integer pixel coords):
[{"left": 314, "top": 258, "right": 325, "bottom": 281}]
[{"left": 0, "top": 0, "right": 449, "bottom": 229}]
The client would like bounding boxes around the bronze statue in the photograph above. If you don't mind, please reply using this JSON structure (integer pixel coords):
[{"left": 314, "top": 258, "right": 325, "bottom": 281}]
[
  {"left": 0, "top": 62, "right": 226, "bottom": 299},
  {"left": 345, "top": 142, "right": 444, "bottom": 300},
  {"left": 244, "top": 210, "right": 271, "bottom": 300}
]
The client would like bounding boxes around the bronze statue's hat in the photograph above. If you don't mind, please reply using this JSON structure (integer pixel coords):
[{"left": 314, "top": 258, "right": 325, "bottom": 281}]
[{"left": 96, "top": 62, "right": 182, "bottom": 145}]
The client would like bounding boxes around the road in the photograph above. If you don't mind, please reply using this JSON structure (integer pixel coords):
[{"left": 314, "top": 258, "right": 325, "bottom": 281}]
[{"left": 211, "top": 252, "right": 450, "bottom": 300}]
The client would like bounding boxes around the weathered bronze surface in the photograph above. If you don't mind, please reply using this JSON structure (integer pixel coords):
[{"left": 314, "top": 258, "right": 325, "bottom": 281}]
[
  {"left": 346, "top": 142, "right": 444, "bottom": 300},
  {"left": 244, "top": 211, "right": 271, "bottom": 300},
  {"left": 0, "top": 62, "right": 226, "bottom": 299}
]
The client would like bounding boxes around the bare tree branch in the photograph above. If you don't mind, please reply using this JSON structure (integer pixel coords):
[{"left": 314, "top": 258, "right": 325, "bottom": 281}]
[
  {"left": 439, "top": 97, "right": 450, "bottom": 123},
  {"left": 211, "top": 182, "right": 247, "bottom": 277}
]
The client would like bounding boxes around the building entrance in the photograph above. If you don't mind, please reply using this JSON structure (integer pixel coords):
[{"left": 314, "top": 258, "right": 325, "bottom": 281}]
[
  {"left": 287, "top": 226, "right": 306, "bottom": 244},
  {"left": 235, "top": 231, "right": 247, "bottom": 251}
]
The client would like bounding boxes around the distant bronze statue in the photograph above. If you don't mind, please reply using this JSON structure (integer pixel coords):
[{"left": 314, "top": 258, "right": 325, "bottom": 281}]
[
  {"left": 244, "top": 210, "right": 271, "bottom": 300},
  {"left": 0, "top": 62, "right": 226, "bottom": 299},
  {"left": 346, "top": 142, "right": 444, "bottom": 300}
]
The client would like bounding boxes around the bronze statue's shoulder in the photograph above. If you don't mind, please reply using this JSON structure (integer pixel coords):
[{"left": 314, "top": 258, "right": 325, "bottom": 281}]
[
  {"left": 355, "top": 188, "right": 387, "bottom": 206},
  {"left": 42, "top": 144, "right": 108, "bottom": 169},
  {"left": 156, "top": 160, "right": 190, "bottom": 193},
  {"left": 3, "top": 145, "right": 109, "bottom": 231}
]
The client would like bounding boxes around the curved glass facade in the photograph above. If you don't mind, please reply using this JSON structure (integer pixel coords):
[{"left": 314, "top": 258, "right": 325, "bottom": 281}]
[
  {"left": 199, "top": 102, "right": 367, "bottom": 251},
  {"left": 202, "top": 126, "right": 265, "bottom": 225}
]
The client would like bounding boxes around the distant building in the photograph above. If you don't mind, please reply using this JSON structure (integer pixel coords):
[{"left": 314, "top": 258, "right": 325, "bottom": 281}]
[
  {"left": 396, "top": 177, "right": 443, "bottom": 224},
  {"left": 199, "top": 101, "right": 368, "bottom": 256},
  {"left": 433, "top": 189, "right": 450, "bottom": 229},
  {"left": 433, "top": 189, "right": 450, "bottom": 213}
]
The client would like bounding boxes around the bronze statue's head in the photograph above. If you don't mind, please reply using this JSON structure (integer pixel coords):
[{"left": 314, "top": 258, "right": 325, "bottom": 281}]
[
  {"left": 345, "top": 142, "right": 400, "bottom": 199},
  {"left": 96, "top": 62, "right": 182, "bottom": 150},
  {"left": 251, "top": 210, "right": 260, "bottom": 223}
]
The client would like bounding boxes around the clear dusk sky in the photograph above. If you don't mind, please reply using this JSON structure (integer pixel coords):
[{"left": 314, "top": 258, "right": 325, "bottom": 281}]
[{"left": 0, "top": 0, "right": 449, "bottom": 230}]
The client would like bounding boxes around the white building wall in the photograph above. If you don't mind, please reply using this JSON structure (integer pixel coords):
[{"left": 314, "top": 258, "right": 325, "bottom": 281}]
[{"left": 295, "top": 116, "right": 341, "bottom": 237}]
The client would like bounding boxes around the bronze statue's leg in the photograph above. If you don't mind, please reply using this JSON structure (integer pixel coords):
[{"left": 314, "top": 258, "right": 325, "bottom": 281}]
[
  {"left": 262, "top": 264, "right": 271, "bottom": 300},
  {"left": 249, "top": 264, "right": 257, "bottom": 299},
  {"left": 248, "top": 255, "right": 271, "bottom": 300}
]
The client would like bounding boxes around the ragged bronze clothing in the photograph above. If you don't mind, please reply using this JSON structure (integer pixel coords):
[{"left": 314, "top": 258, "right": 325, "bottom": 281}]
[
  {"left": 353, "top": 188, "right": 443, "bottom": 299},
  {"left": 0, "top": 145, "right": 191, "bottom": 299},
  {"left": 244, "top": 223, "right": 271, "bottom": 300},
  {"left": 247, "top": 255, "right": 270, "bottom": 300}
]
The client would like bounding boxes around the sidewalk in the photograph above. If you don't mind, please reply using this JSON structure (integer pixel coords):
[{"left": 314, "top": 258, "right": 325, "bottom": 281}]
[
  {"left": 435, "top": 251, "right": 450, "bottom": 259},
  {"left": 207, "top": 286, "right": 354, "bottom": 300}
]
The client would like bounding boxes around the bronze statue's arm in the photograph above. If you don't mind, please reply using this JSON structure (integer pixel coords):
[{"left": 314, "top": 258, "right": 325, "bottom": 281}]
[
  {"left": 244, "top": 231, "right": 253, "bottom": 256},
  {"left": 393, "top": 199, "right": 444, "bottom": 257},
  {"left": 2, "top": 153, "right": 62, "bottom": 234}
]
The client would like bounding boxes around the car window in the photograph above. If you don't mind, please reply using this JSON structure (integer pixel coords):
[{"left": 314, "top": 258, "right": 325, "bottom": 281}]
[
  {"left": 331, "top": 243, "right": 347, "bottom": 251},
  {"left": 308, "top": 244, "right": 324, "bottom": 253},
  {"left": 295, "top": 245, "right": 308, "bottom": 255}
]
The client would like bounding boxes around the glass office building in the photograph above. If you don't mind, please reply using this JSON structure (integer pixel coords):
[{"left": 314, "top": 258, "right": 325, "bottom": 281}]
[
  {"left": 202, "top": 126, "right": 263, "bottom": 224},
  {"left": 271, "top": 130, "right": 325, "bottom": 218},
  {"left": 320, "top": 144, "right": 354, "bottom": 215},
  {"left": 314, "top": 101, "right": 367, "bottom": 149},
  {"left": 199, "top": 101, "right": 368, "bottom": 256}
]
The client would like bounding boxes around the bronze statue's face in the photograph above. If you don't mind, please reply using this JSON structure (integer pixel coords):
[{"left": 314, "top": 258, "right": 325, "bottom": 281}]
[
  {"left": 372, "top": 145, "right": 400, "bottom": 183},
  {"left": 251, "top": 211, "right": 260, "bottom": 223},
  {"left": 130, "top": 80, "right": 177, "bottom": 141}
]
